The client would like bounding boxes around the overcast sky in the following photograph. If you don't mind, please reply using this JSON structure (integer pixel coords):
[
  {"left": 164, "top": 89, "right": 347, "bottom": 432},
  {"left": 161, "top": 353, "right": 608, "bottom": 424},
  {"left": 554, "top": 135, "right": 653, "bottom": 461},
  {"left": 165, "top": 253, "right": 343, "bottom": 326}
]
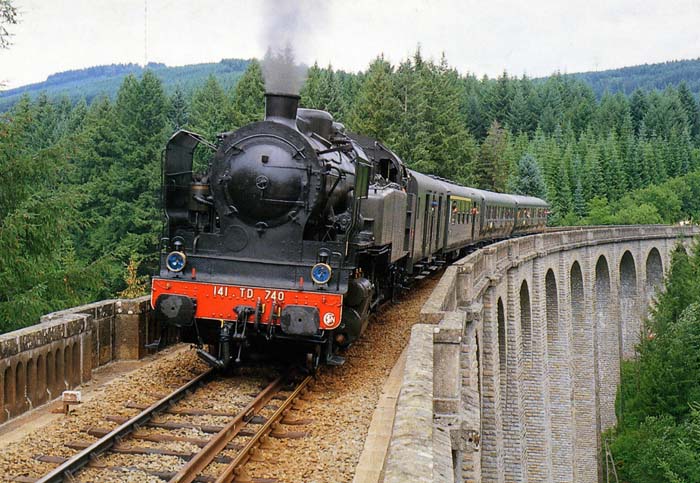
[{"left": 1, "top": 0, "right": 699, "bottom": 89}]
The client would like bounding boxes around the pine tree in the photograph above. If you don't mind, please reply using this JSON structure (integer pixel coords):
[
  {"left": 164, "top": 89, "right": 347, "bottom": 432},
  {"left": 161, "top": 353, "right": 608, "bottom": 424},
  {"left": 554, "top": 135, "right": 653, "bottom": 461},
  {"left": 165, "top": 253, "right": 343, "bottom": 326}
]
[
  {"left": 572, "top": 158, "right": 587, "bottom": 216},
  {"left": 169, "top": 85, "right": 189, "bottom": 130},
  {"left": 600, "top": 131, "right": 627, "bottom": 201},
  {"left": 677, "top": 81, "right": 700, "bottom": 140},
  {"left": 483, "top": 70, "right": 512, "bottom": 126},
  {"left": 464, "top": 93, "right": 487, "bottom": 139},
  {"left": 474, "top": 120, "right": 509, "bottom": 191},
  {"left": 348, "top": 56, "right": 401, "bottom": 144},
  {"left": 230, "top": 59, "right": 265, "bottom": 127},
  {"left": 550, "top": 155, "right": 573, "bottom": 221},
  {"left": 508, "top": 153, "right": 546, "bottom": 198},
  {"left": 619, "top": 113, "right": 641, "bottom": 190},
  {"left": 643, "top": 89, "right": 688, "bottom": 139},
  {"left": 301, "top": 62, "right": 324, "bottom": 108},
  {"left": 317, "top": 65, "right": 344, "bottom": 116},
  {"left": 67, "top": 98, "right": 88, "bottom": 134},
  {"left": 630, "top": 88, "right": 648, "bottom": 135},
  {"left": 0, "top": 106, "right": 103, "bottom": 331},
  {"left": 508, "top": 84, "right": 531, "bottom": 134},
  {"left": 85, "top": 72, "right": 169, "bottom": 286},
  {"left": 189, "top": 74, "right": 232, "bottom": 140}
]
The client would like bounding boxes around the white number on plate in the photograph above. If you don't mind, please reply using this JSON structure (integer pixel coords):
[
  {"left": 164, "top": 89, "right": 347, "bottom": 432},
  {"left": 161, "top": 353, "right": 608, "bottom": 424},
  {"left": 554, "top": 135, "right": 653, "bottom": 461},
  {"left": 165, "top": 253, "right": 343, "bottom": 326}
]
[{"left": 264, "top": 290, "right": 285, "bottom": 301}]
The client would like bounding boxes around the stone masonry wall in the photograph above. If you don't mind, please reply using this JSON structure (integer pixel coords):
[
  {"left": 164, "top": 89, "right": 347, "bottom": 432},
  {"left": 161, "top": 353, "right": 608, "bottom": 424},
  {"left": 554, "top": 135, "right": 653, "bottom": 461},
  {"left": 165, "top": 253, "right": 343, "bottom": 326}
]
[
  {"left": 0, "top": 295, "right": 160, "bottom": 423},
  {"left": 383, "top": 225, "right": 700, "bottom": 483}
]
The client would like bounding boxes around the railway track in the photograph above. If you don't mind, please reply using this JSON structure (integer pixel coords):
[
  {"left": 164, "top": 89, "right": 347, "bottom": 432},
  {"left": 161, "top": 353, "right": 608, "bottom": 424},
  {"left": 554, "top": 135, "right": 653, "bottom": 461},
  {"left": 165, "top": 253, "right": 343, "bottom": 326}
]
[{"left": 20, "top": 368, "right": 313, "bottom": 483}]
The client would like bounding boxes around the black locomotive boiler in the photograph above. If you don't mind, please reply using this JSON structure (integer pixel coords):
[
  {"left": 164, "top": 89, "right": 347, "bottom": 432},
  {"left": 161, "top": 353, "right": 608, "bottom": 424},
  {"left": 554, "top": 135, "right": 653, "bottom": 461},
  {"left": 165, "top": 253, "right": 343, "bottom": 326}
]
[{"left": 151, "top": 92, "right": 548, "bottom": 368}]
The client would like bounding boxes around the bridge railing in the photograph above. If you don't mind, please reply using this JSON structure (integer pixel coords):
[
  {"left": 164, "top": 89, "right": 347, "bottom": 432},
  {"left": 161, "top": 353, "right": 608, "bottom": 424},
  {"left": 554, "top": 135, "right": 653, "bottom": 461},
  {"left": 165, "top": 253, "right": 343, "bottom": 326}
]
[
  {"left": 0, "top": 296, "right": 165, "bottom": 423},
  {"left": 383, "top": 224, "right": 700, "bottom": 483}
]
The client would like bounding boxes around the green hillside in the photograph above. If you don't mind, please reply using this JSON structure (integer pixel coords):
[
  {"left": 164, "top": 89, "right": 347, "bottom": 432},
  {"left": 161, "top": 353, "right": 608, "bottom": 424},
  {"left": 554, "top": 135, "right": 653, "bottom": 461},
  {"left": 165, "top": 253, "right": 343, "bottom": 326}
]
[
  {"left": 4, "top": 56, "right": 700, "bottom": 113},
  {"left": 0, "top": 58, "right": 250, "bottom": 111},
  {"left": 569, "top": 58, "right": 700, "bottom": 98}
]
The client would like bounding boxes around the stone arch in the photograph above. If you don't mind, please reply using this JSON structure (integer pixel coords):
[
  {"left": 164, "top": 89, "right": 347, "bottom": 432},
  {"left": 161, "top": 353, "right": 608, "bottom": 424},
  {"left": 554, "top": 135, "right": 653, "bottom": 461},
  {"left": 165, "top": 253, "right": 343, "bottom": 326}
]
[
  {"left": 570, "top": 261, "right": 598, "bottom": 481},
  {"left": 519, "top": 279, "right": 541, "bottom": 481},
  {"left": 620, "top": 251, "right": 639, "bottom": 358},
  {"left": 64, "top": 345, "right": 72, "bottom": 389},
  {"left": 497, "top": 297, "right": 506, "bottom": 390},
  {"left": 520, "top": 281, "right": 532, "bottom": 357},
  {"left": 595, "top": 255, "right": 619, "bottom": 431},
  {"left": 481, "top": 290, "right": 506, "bottom": 482},
  {"left": 36, "top": 354, "right": 47, "bottom": 405},
  {"left": 545, "top": 269, "right": 574, "bottom": 482},
  {"left": 46, "top": 351, "right": 55, "bottom": 398},
  {"left": 475, "top": 330, "right": 481, "bottom": 393},
  {"left": 72, "top": 343, "right": 81, "bottom": 387},
  {"left": 545, "top": 270, "right": 558, "bottom": 334},
  {"left": 56, "top": 347, "right": 65, "bottom": 392},
  {"left": 26, "top": 358, "right": 36, "bottom": 407},
  {"left": 646, "top": 247, "right": 663, "bottom": 298},
  {"left": 2, "top": 365, "right": 13, "bottom": 421},
  {"left": 15, "top": 361, "right": 25, "bottom": 412}
]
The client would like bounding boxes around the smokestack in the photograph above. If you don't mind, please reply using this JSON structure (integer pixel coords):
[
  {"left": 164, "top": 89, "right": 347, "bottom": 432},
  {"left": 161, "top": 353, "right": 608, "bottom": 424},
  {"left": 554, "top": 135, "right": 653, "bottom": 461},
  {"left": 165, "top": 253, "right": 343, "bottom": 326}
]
[{"left": 265, "top": 92, "right": 300, "bottom": 127}]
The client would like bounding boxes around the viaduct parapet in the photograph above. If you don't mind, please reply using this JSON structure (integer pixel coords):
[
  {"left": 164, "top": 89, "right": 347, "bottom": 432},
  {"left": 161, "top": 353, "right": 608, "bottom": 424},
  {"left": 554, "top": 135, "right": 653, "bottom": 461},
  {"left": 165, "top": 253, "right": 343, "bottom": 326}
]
[
  {"left": 384, "top": 225, "right": 699, "bottom": 483},
  {"left": 0, "top": 297, "right": 161, "bottom": 422}
]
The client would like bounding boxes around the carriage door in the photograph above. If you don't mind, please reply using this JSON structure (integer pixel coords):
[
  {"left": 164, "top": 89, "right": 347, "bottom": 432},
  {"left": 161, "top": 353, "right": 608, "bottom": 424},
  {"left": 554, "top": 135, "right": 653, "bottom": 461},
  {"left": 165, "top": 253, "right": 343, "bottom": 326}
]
[
  {"left": 422, "top": 193, "right": 431, "bottom": 257},
  {"left": 435, "top": 195, "right": 443, "bottom": 251}
]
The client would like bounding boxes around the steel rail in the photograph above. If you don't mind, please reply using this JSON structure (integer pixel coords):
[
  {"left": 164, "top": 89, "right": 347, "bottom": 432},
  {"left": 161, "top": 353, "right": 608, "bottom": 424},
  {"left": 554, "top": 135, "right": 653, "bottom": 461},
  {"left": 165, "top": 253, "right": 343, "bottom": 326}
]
[
  {"left": 214, "top": 374, "right": 313, "bottom": 483},
  {"left": 36, "top": 368, "right": 215, "bottom": 483},
  {"left": 168, "top": 372, "right": 289, "bottom": 483}
]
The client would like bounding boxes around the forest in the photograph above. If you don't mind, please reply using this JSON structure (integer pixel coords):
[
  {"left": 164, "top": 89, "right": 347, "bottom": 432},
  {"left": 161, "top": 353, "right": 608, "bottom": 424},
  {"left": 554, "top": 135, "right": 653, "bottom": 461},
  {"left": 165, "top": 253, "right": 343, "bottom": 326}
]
[
  {"left": 610, "top": 242, "right": 700, "bottom": 482},
  {"left": 572, "top": 57, "right": 700, "bottom": 98},
  {"left": 1, "top": 50, "right": 700, "bottom": 334},
  {"left": 0, "top": 59, "right": 250, "bottom": 111}
]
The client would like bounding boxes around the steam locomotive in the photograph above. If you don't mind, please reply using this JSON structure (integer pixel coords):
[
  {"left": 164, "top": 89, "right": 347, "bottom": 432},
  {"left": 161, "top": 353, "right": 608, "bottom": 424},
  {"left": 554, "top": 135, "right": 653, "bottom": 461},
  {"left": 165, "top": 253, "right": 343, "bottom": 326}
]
[{"left": 150, "top": 92, "right": 548, "bottom": 368}]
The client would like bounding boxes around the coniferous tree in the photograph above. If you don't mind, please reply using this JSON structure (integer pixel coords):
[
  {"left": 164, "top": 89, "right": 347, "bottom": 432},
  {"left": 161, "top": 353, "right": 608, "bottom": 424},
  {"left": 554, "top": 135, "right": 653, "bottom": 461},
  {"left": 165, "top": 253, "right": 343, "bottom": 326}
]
[
  {"left": 87, "top": 72, "right": 169, "bottom": 282},
  {"left": 629, "top": 88, "right": 648, "bottom": 135},
  {"left": 572, "top": 161, "right": 587, "bottom": 217},
  {"left": 483, "top": 70, "right": 512, "bottom": 126},
  {"left": 169, "top": 85, "right": 189, "bottom": 130},
  {"left": 0, "top": 106, "right": 103, "bottom": 331},
  {"left": 550, "top": 155, "right": 573, "bottom": 221},
  {"left": 317, "top": 65, "right": 344, "bottom": 116},
  {"left": 677, "top": 81, "right": 700, "bottom": 139},
  {"left": 67, "top": 98, "right": 88, "bottom": 134},
  {"left": 474, "top": 120, "right": 509, "bottom": 191},
  {"left": 230, "top": 59, "right": 265, "bottom": 127},
  {"left": 348, "top": 56, "right": 401, "bottom": 144},
  {"left": 189, "top": 74, "right": 232, "bottom": 140},
  {"left": 508, "top": 153, "right": 546, "bottom": 198},
  {"left": 301, "top": 62, "right": 324, "bottom": 108},
  {"left": 508, "top": 84, "right": 531, "bottom": 134}
]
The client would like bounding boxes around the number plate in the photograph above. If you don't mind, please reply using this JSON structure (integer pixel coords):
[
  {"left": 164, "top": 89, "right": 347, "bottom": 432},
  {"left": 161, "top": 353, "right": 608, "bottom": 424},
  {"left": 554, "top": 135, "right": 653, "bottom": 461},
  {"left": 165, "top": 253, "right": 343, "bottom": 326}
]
[{"left": 151, "top": 279, "right": 343, "bottom": 329}]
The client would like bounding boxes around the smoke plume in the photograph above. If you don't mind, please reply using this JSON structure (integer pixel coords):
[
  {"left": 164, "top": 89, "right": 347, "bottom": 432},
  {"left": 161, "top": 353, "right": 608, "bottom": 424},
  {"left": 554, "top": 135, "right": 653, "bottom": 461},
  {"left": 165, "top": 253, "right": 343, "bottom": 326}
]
[
  {"left": 261, "top": 46, "right": 307, "bottom": 95},
  {"left": 260, "top": 1, "right": 324, "bottom": 95}
]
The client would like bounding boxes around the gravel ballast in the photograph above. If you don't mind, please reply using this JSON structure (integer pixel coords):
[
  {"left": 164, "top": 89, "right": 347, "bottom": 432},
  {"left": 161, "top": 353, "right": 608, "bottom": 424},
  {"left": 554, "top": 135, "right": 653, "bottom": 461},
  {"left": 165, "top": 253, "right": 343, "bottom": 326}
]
[{"left": 246, "top": 278, "right": 438, "bottom": 483}]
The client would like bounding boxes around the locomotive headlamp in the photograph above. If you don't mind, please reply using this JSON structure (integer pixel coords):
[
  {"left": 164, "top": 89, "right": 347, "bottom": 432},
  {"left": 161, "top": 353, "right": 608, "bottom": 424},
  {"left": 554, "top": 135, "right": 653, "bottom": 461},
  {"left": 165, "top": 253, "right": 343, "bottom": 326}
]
[
  {"left": 311, "top": 263, "right": 332, "bottom": 284},
  {"left": 166, "top": 251, "right": 187, "bottom": 272}
]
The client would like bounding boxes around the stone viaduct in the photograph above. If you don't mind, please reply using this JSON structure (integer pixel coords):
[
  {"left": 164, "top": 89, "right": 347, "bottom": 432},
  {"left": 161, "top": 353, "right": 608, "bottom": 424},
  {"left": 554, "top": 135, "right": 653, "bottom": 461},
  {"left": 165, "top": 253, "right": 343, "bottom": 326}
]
[
  {"left": 0, "top": 225, "right": 698, "bottom": 483},
  {"left": 384, "top": 224, "right": 700, "bottom": 483}
]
